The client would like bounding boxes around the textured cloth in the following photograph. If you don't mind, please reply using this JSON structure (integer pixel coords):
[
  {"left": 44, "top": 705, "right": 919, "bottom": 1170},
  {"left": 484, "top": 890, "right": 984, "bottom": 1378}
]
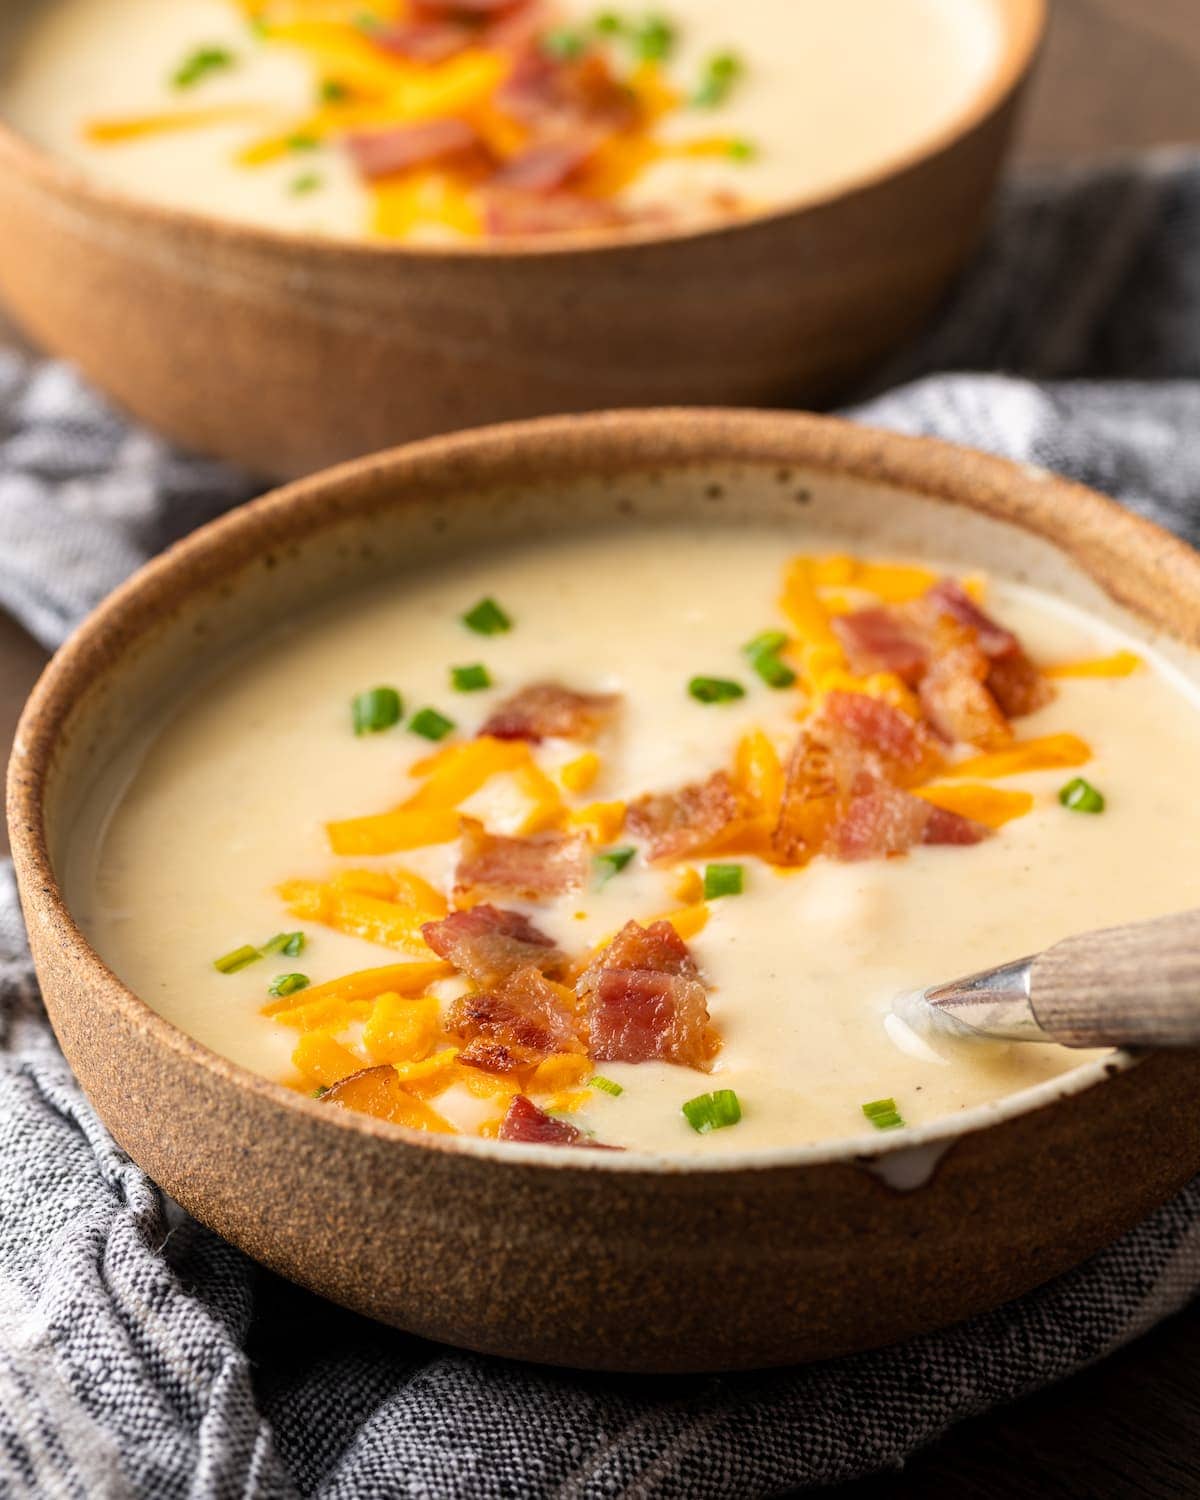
[{"left": 3, "top": 150, "right": 1200, "bottom": 1498}]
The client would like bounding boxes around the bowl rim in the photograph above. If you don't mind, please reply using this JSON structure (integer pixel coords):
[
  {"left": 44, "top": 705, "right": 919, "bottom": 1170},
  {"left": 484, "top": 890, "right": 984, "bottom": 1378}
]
[
  {"left": 11, "top": 403, "right": 1196, "bottom": 1179},
  {"left": 0, "top": 0, "right": 1046, "bottom": 262}
]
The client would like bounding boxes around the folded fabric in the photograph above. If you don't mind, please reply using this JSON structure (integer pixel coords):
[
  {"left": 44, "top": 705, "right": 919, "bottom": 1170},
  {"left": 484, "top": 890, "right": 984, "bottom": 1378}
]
[{"left": 2, "top": 150, "right": 1200, "bottom": 1498}]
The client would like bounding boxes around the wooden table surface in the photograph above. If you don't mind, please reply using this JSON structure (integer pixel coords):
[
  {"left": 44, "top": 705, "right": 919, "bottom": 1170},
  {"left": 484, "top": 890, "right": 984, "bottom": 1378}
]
[{"left": 3, "top": 2, "right": 1200, "bottom": 1494}]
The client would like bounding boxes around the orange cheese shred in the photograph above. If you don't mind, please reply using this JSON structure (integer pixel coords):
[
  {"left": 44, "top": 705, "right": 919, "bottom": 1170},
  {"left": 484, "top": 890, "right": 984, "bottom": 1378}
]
[
  {"left": 913, "top": 783, "right": 1035, "bottom": 829},
  {"left": 1043, "top": 650, "right": 1143, "bottom": 679},
  {"left": 948, "top": 733, "right": 1092, "bottom": 780},
  {"left": 262, "top": 960, "right": 453, "bottom": 1018},
  {"left": 363, "top": 993, "right": 443, "bottom": 1064}
]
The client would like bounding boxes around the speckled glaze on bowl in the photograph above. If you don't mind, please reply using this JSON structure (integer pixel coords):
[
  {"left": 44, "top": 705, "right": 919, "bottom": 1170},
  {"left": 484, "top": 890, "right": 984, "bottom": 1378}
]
[
  {"left": 10, "top": 408, "right": 1200, "bottom": 1373},
  {"left": 0, "top": 0, "right": 1044, "bottom": 478}
]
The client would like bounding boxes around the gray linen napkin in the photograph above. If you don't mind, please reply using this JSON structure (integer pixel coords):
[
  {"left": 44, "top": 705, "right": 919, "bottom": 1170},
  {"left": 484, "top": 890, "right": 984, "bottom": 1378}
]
[{"left": 3, "top": 149, "right": 1200, "bottom": 1499}]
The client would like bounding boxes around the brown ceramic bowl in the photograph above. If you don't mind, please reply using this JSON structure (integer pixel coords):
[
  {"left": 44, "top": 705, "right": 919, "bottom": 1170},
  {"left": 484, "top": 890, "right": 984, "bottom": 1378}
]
[
  {"left": 0, "top": 1, "right": 1044, "bottom": 478},
  {"left": 10, "top": 408, "right": 1200, "bottom": 1374}
]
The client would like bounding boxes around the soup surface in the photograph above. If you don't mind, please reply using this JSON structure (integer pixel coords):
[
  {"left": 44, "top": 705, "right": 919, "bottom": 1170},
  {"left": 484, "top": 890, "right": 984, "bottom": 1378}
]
[
  {"left": 67, "top": 525, "right": 1200, "bottom": 1156},
  {"left": 1, "top": 0, "right": 1003, "bottom": 241}
]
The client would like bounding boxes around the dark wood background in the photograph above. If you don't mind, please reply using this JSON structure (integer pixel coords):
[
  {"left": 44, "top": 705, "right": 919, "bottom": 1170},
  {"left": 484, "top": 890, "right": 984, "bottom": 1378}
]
[{"left": 3, "top": 3, "right": 1200, "bottom": 1493}]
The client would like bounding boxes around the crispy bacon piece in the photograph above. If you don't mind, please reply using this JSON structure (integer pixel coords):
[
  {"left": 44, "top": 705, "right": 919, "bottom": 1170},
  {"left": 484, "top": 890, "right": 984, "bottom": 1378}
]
[
  {"left": 484, "top": 189, "right": 628, "bottom": 237},
  {"left": 831, "top": 607, "right": 929, "bottom": 684},
  {"left": 626, "top": 770, "right": 742, "bottom": 863},
  {"left": 918, "top": 643, "right": 1012, "bottom": 750},
  {"left": 926, "top": 580, "right": 1052, "bottom": 719},
  {"left": 378, "top": 0, "right": 540, "bottom": 61},
  {"left": 771, "top": 729, "right": 846, "bottom": 864},
  {"left": 455, "top": 820, "right": 589, "bottom": 902},
  {"left": 496, "top": 49, "right": 640, "bottom": 136},
  {"left": 479, "top": 680, "right": 619, "bottom": 743},
  {"left": 489, "top": 140, "right": 593, "bottom": 193},
  {"left": 458, "top": 1036, "right": 538, "bottom": 1073},
  {"left": 422, "top": 904, "right": 563, "bottom": 986},
  {"left": 826, "top": 777, "right": 987, "bottom": 860},
  {"left": 498, "top": 1093, "right": 617, "bottom": 1148},
  {"left": 346, "top": 118, "right": 483, "bottom": 180},
  {"left": 578, "top": 920, "right": 711, "bottom": 1071},
  {"left": 414, "top": 0, "right": 529, "bottom": 13},
  {"left": 819, "top": 691, "right": 943, "bottom": 784},
  {"left": 586, "top": 969, "right": 712, "bottom": 1071},
  {"left": 449, "top": 964, "right": 582, "bottom": 1059}
]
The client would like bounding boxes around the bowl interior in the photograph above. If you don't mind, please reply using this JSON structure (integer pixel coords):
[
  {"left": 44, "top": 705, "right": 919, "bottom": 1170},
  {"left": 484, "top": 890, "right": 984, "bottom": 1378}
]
[{"left": 21, "top": 409, "right": 1200, "bottom": 1173}]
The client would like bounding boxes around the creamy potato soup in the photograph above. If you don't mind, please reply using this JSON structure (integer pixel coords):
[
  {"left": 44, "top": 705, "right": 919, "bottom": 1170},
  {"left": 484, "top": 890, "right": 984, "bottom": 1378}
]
[
  {"left": 67, "top": 528, "right": 1200, "bottom": 1156},
  {"left": 1, "top": 0, "right": 1003, "bottom": 241}
]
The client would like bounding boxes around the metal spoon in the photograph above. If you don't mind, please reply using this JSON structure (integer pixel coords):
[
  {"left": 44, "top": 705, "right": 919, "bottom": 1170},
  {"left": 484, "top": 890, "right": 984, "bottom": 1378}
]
[{"left": 897, "top": 909, "right": 1200, "bottom": 1048}]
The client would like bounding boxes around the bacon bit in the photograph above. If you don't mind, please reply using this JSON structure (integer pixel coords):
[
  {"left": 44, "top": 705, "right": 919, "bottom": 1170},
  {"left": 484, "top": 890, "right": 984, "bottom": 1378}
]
[
  {"left": 421, "top": 903, "right": 564, "bottom": 985},
  {"left": 926, "top": 579, "right": 1052, "bottom": 719},
  {"left": 498, "top": 1093, "right": 615, "bottom": 1147},
  {"left": 827, "top": 777, "right": 988, "bottom": 860},
  {"left": 626, "top": 770, "right": 742, "bottom": 862},
  {"left": 479, "top": 681, "right": 620, "bottom": 743},
  {"left": 771, "top": 727, "right": 855, "bottom": 864},
  {"left": 586, "top": 968, "right": 712, "bottom": 1070},
  {"left": 576, "top": 919, "right": 711, "bottom": 1071},
  {"left": 484, "top": 189, "right": 628, "bottom": 236},
  {"left": 497, "top": 49, "right": 640, "bottom": 136},
  {"left": 321, "top": 1064, "right": 454, "bottom": 1133},
  {"left": 489, "top": 139, "right": 594, "bottom": 192},
  {"left": 819, "top": 690, "right": 943, "bottom": 785},
  {"left": 831, "top": 607, "right": 929, "bottom": 684},
  {"left": 918, "top": 643, "right": 1012, "bottom": 750},
  {"left": 449, "top": 964, "right": 583, "bottom": 1059},
  {"left": 458, "top": 1036, "right": 539, "bottom": 1073},
  {"left": 346, "top": 118, "right": 484, "bottom": 180},
  {"left": 455, "top": 819, "right": 589, "bottom": 902},
  {"left": 414, "top": 0, "right": 532, "bottom": 15}
]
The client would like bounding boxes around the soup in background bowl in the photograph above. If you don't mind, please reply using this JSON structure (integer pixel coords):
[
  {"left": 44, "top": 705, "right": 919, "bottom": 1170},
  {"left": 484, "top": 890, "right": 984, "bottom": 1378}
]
[
  {"left": 0, "top": 1, "right": 1044, "bottom": 475},
  {"left": 10, "top": 409, "right": 1200, "bottom": 1371}
]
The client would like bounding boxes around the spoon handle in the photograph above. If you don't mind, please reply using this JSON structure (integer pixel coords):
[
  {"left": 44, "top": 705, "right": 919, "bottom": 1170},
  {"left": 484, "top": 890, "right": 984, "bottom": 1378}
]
[{"left": 1030, "top": 910, "right": 1200, "bottom": 1048}]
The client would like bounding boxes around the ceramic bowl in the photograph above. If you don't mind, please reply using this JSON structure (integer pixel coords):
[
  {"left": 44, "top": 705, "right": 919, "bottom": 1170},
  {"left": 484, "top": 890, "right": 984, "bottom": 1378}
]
[
  {"left": 0, "top": 1, "right": 1044, "bottom": 478},
  {"left": 11, "top": 408, "right": 1200, "bottom": 1374}
]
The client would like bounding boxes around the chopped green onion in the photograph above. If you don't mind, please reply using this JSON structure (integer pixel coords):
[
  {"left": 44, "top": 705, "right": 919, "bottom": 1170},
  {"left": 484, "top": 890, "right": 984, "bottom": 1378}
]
[
  {"left": 268, "top": 972, "right": 310, "bottom": 999},
  {"left": 862, "top": 1097, "right": 905, "bottom": 1130},
  {"left": 1059, "top": 777, "right": 1105, "bottom": 814},
  {"left": 212, "top": 943, "right": 261, "bottom": 975},
  {"left": 409, "top": 707, "right": 456, "bottom": 742},
  {"left": 312, "top": 1084, "right": 329, "bottom": 1098},
  {"left": 172, "top": 46, "right": 236, "bottom": 90},
  {"left": 727, "top": 138, "right": 758, "bottom": 163},
  {"left": 682, "top": 1088, "right": 742, "bottom": 1134},
  {"left": 688, "top": 675, "right": 745, "bottom": 704},
  {"left": 320, "top": 77, "right": 349, "bottom": 102},
  {"left": 590, "top": 1074, "right": 624, "bottom": 1096},
  {"left": 595, "top": 845, "right": 636, "bottom": 883},
  {"left": 703, "top": 862, "right": 744, "bottom": 899},
  {"left": 354, "top": 9, "right": 383, "bottom": 32},
  {"left": 248, "top": 15, "right": 270, "bottom": 38},
  {"left": 462, "top": 597, "right": 512, "bottom": 635},
  {"left": 691, "top": 49, "right": 744, "bottom": 107},
  {"left": 352, "top": 686, "right": 402, "bottom": 735},
  {"left": 742, "top": 629, "right": 796, "bottom": 689},
  {"left": 287, "top": 133, "right": 320, "bottom": 151},
  {"left": 635, "top": 13, "right": 676, "bottom": 60},
  {"left": 289, "top": 172, "right": 324, "bottom": 196},
  {"left": 593, "top": 11, "right": 626, "bottom": 35},
  {"left": 451, "top": 663, "right": 492, "bottom": 692},
  {"left": 542, "top": 27, "right": 588, "bottom": 59},
  {"left": 262, "top": 931, "right": 306, "bottom": 959}
]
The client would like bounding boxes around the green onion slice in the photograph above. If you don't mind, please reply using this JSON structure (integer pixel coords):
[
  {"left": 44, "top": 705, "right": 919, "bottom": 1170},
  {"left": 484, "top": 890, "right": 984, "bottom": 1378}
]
[
  {"left": 212, "top": 943, "right": 261, "bottom": 975},
  {"left": 590, "top": 1075, "right": 624, "bottom": 1097},
  {"left": 862, "top": 1097, "right": 905, "bottom": 1130},
  {"left": 352, "top": 686, "right": 402, "bottom": 735},
  {"left": 703, "top": 862, "right": 744, "bottom": 899},
  {"left": 172, "top": 46, "right": 236, "bottom": 89},
  {"left": 409, "top": 707, "right": 456, "bottom": 742},
  {"left": 682, "top": 1089, "right": 742, "bottom": 1134},
  {"left": 262, "top": 931, "right": 306, "bottom": 959},
  {"left": 312, "top": 1085, "right": 329, "bottom": 1099},
  {"left": 268, "top": 973, "right": 310, "bottom": 999},
  {"left": 742, "top": 629, "right": 796, "bottom": 689},
  {"left": 593, "top": 11, "right": 625, "bottom": 35},
  {"left": 1058, "top": 777, "right": 1105, "bottom": 814},
  {"left": 691, "top": 49, "right": 744, "bottom": 107},
  {"left": 289, "top": 172, "right": 323, "bottom": 196},
  {"left": 542, "top": 27, "right": 587, "bottom": 59},
  {"left": 595, "top": 846, "right": 636, "bottom": 883},
  {"left": 320, "top": 77, "right": 349, "bottom": 102},
  {"left": 451, "top": 663, "right": 492, "bottom": 692},
  {"left": 727, "top": 138, "right": 758, "bottom": 163},
  {"left": 462, "top": 597, "right": 512, "bottom": 635},
  {"left": 635, "top": 13, "right": 676, "bottom": 60},
  {"left": 688, "top": 676, "right": 745, "bottom": 704}
]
